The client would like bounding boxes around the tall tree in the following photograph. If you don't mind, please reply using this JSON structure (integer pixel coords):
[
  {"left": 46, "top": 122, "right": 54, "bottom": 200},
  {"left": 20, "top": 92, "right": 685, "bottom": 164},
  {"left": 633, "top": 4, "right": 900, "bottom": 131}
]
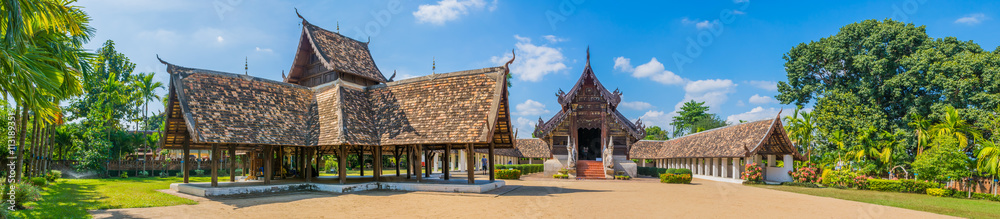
[
  {"left": 133, "top": 72, "right": 163, "bottom": 174},
  {"left": 670, "top": 100, "right": 711, "bottom": 137},
  {"left": 643, "top": 126, "right": 669, "bottom": 140},
  {"left": 785, "top": 108, "right": 817, "bottom": 160}
]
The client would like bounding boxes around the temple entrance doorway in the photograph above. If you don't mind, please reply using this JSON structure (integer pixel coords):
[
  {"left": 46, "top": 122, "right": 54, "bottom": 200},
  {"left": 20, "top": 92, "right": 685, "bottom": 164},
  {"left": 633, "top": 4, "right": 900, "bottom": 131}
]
[{"left": 577, "top": 128, "right": 601, "bottom": 160}]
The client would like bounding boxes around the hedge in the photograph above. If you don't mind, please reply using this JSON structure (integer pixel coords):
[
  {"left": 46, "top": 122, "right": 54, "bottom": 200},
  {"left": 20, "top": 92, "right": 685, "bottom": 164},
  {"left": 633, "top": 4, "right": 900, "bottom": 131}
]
[
  {"left": 495, "top": 164, "right": 542, "bottom": 175},
  {"left": 495, "top": 169, "right": 521, "bottom": 179},
  {"left": 866, "top": 178, "right": 938, "bottom": 193},
  {"left": 638, "top": 167, "right": 690, "bottom": 178},
  {"left": 660, "top": 173, "right": 692, "bottom": 184}
]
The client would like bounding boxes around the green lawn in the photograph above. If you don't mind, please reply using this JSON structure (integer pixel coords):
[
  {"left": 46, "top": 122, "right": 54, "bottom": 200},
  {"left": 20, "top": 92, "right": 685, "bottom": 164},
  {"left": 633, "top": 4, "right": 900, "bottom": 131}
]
[
  {"left": 754, "top": 185, "right": 1000, "bottom": 219},
  {"left": 13, "top": 177, "right": 211, "bottom": 218}
]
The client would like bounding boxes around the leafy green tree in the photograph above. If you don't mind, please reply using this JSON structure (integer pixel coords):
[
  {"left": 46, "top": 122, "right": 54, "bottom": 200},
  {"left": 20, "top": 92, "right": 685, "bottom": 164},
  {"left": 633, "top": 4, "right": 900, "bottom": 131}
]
[
  {"left": 785, "top": 107, "right": 817, "bottom": 160},
  {"left": 974, "top": 108, "right": 1000, "bottom": 181},
  {"left": 912, "top": 135, "right": 971, "bottom": 183},
  {"left": 643, "top": 126, "right": 669, "bottom": 140},
  {"left": 670, "top": 100, "right": 726, "bottom": 136},
  {"left": 930, "top": 106, "right": 981, "bottom": 151}
]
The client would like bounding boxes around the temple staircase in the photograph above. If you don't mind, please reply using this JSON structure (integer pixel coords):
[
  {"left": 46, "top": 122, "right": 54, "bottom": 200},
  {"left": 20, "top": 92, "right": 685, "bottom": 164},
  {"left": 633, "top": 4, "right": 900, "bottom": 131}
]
[{"left": 576, "top": 161, "right": 606, "bottom": 179}]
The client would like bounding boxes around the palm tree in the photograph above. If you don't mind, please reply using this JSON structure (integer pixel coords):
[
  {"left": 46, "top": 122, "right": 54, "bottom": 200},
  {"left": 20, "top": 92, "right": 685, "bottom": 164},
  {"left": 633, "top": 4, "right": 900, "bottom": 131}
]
[
  {"left": 2, "top": 0, "right": 93, "bottom": 181},
  {"left": 930, "top": 107, "right": 981, "bottom": 151},
  {"left": 134, "top": 73, "right": 164, "bottom": 175},
  {"left": 909, "top": 114, "right": 933, "bottom": 156},
  {"left": 785, "top": 108, "right": 817, "bottom": 161}
]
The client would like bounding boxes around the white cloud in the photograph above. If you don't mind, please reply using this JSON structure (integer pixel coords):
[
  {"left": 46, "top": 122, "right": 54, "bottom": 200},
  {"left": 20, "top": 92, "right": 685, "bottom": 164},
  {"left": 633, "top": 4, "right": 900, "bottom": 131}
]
[
  {"left": 734, "top": 0, "right": 750, "bottom": 3},
  {"left": 488, "top": 0, "right": 498, "bottom": 11},
  {"left": 726, "top": 107, "right": 780, "bottom": 124},
  {"left": 676, "top": 79, "right": 736, "bottom": 111},
  {"left": 216, "top": 36, "right": 224, "bottom": 42},
  {"left": 413, "top": 0, "right": 488, "bottom": 25},
  {"left": 681, "top": 17, "right": 720, "bottom": 30},
  {"left": 255, "top": 47, "right": 273, "bottom": 53},
  {"left": 955, "top": 13, "right": 988, "bottom": 25},
  {"left": 514, "top": 99, "right": 550, "bottom": 116},
  {"left": 614, "top": 57, "right": 685, "bottom": 85},
  {"left": 491, "top": 35, "right": 568, "bottom": 82},
  {"left": 746, "top": 80, "right": 777, "bottom": 91},
  {"left": 748, "top": 94, "right": 778, "bottom": 105},
  {"left": 639, "top": 110, "right": 678, "bottom": 129},
  {"left": 620, "top": 101, "right": 653, "bottom": 111},
  {"left": 543, "top": 35, "right": 566, "bottom": 43},
  {"left": 514, "top": 117, "right": 537, "bottom": 138},
  {"left": 613, "top": 56, "right": 633, "bottom": 72}
]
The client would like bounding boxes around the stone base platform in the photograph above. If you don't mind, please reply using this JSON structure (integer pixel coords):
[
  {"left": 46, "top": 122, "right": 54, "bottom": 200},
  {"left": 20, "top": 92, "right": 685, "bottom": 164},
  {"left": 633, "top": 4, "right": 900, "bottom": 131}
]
[{"left": 171, "top": 178, "right": 505, "bottom": 197}]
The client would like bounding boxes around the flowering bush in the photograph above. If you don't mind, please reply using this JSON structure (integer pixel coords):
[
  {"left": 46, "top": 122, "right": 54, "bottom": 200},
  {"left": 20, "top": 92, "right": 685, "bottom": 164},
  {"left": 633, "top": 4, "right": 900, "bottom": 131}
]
[
  {"left": 926, "top": 188, "right": 951, "bottom": 197},
  {"left": 789, "top": 166, "right": 820, "bottom": 183},
  {"left": 742, "top": 163, "right": 763, "bottom": 183},
  {"left": 495, "top": 169, "right": 521, "bottom": 179}
]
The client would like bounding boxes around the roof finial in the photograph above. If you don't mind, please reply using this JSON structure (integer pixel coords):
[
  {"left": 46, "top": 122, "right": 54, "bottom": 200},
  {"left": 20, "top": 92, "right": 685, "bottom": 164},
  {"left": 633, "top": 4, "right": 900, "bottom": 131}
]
[
  {"left": 295, "top": 8, "right": 307, "bottom": 23},
  {"left": 432, "top": 57, "right": 436, "bottom": 74},
  {"left": 244, "top": 57, "right": 248, "bottom": 75},
  {"left": 389, "top": 70, "right": 396, "bottom": 82},
  {"left": 337, "top": 21, "right": 340, "bottom": 33},
  {"left": 504, "top": 48, "right": 515, "bottom": 76},
  {"left": 586, "top": 46, "right": 590, "bottom": 66}
]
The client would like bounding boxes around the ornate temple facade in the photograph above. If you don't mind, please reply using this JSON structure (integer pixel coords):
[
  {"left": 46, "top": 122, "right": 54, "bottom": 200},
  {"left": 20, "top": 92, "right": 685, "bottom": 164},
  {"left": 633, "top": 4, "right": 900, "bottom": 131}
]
[{"left": 532, "top": 49, "right": 646, "bottom": 179}]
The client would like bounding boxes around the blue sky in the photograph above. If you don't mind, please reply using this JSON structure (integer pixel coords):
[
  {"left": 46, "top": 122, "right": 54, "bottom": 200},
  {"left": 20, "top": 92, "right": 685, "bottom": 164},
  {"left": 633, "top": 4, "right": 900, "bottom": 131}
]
[{"left": 77, "top": 0, "right": 1000, "bottom": 137}]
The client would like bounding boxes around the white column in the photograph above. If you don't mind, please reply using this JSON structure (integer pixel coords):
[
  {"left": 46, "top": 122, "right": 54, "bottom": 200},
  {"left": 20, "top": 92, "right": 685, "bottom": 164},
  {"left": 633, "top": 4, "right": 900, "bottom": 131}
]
[
  {"left": 732, "top": 158, "right": 741, "bottom": 179},
  {"left": 698, "top": 158, "right": 704, "bottom": 175},
  {"left": 719, "top": 158, "right": 727, "bottom": 178},
  {"left": 767, "top": 155, "right": 776, "bottom": 167},
  {"left": 458, "top": 150, "right": 467, "bottom": 171}
]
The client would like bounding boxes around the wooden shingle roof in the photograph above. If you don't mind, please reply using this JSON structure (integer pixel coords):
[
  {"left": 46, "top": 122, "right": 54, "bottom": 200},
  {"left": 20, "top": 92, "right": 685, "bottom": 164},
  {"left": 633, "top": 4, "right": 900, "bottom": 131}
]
[
  {"left": 629, "top": 117, "right": 803, "bottom": 160},
  {"left": 473, "top": 138, "right": 551, "bottom": 158},
  {"left": 301, "top": 21, "right": 386, "bottom": 82},
  {"left": 159, "top": 58, "right": 514, "bottom": 149}
]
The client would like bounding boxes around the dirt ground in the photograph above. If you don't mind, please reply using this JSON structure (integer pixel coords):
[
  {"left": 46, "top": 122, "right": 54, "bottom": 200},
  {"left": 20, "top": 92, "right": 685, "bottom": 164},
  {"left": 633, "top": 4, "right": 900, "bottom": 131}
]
[{"left": 90, "top": 175, "right": 955, "bottom": 219}]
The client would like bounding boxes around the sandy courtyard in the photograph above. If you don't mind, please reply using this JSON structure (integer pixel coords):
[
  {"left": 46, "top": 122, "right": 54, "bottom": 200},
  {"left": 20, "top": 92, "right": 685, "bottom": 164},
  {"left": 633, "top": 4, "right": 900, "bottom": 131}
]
[{"left": 90, "top": 175, "right": 954, "bottom": 219}]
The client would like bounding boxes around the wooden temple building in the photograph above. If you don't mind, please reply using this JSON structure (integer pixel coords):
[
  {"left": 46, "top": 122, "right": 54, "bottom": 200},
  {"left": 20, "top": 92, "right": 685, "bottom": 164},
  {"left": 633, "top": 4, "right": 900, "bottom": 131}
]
[
  {"left": 522, "top": 50, "right": 804, "bottom": 182},
  {"left": 158, "top": 13, "right": 514, "bottom": 188}
]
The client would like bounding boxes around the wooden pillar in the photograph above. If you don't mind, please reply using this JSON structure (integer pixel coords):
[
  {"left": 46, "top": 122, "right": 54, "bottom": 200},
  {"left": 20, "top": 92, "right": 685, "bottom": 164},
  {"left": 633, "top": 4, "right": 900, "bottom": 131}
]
[
  {"left": 338, "top": 146, "right": 347, "bottom": 184},
  {"left": 264, "top": 145, "right": 272, "bottom": 184},
  {"left": 211, "top": 144, "right": 219, "bottom": 187},
  {"left": 305, "top": 148, "right": 313, "bottom": 183},
  {"left": 182, "top": 137, "right": 190, "bottom": 183},
  {"left": 488, "top": 142, "right": 495, "bottom": 182},
  {"left": 466, "top": 143, "right": 475, "bottom": 184},
  {"left": 394, "top": 146, "right": 401, "bottom": 176},
  {"left": 229, "top": 145, "right": 236, "bottom": 182},
  {"left": 424, "top": 146, "right": 431, "bottom": 178},
  {"left": 444, "top": 144, "right": 451, "bottom": 180},
  {"left": 374, "top": 146, "right": 381, "bottom": 182},
  {"left": 415, "top": 145, "right": 423, "bottom": 182},
  {"left": 357, "top": 147, "right": 364, "bottom": 176},
  {"left": 405, "top": 146, "right": 412, "bottom": 179},
  {"left": 316, "top": 151, "right": 322, "bottom": 176}
]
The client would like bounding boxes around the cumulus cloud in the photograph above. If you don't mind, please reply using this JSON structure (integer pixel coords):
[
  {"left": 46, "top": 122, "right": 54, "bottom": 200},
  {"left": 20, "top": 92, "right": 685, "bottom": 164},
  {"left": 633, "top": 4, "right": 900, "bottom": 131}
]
[
  {"left": 620, "top": 101, "right": 653, "bottom": 111},
  {"left": 748, "top": 94, "right": 778, "bottom": 105},
  {"left": 726, "top": 107, "right": 780, "bottom": 124},
  {"left": 514, "top": 99, "right": 550, "bottom": 116},
  {"left": 613, "top": 57, "right": 685, "bottom": 85},
  {"left": 639, "top": 110, "right": 678, "bottom": 129},
  {"left": 676, "top": 79, "right": 736, "bottom": 111},
  {"left": 216, "top": 36, "right": 224, "bottom": 42},
  {"left": 491, "top": 35, "right": 568, "bottom": 82},
  {"left": 514, "top": 117, "right": 536, "bottom": 138},
  {"left": 955, "top": 13, "right": 988, "bottom": 25},
  {"left": 413, "top": 0, "right": 489, "bottom": 25},
  {"left": 746, "top": 80, "right": 777, "bottom": 91}
]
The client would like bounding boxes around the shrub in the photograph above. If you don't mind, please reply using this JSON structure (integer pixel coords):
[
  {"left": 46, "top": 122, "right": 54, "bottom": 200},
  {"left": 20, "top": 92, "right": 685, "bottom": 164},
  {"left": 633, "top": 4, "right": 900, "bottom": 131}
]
[
  {"left": 782, "top": 182, "right": 820, "bottom": 188},
  {"left": 235, "top": 168, "right": 243, "bottom": 175},
  {"left": 138, "top": 170, "right": 150, "bottom": 177},
  {"left": 176, "top": 172, "right": 184, "bottom": 177},
  {"left": 160, "top": 171, "right": 169, "bottom": 177},
  {"left": 495, "top": 169, "right": 521, "bottom": 179},
  {"left": 45, "top": 170, "right": 62, "bottom": 182},
  {"left": 667, "top": 168, "right": 692, "bottom": 175},
  {"left": 552, "top": 174, "right": 569, "bottom": 179},
  {"left": 789, "top": 166, "right": 820, "bottom": 183},
  {"left": 866, "top": 179, "right": 902, "bottom": 192},
  {"left": 30, "top": 177, "right": 47, "bottom": 187},
  {"left": 821, "top": 169, "right": 867, "bottom": 189},
  {"left": 926, "top": 188, "right": 952, "bottom": 197},
  {"left": 120, "top": 172, "right": 128, "bottom": 178},
  {"left": 660, "top": 173, "right": 692, "bottom": 184},
  {"left": 1, "top": 182, "right": 42, "bottom": 209},
  {"left": 742, "top": 163, "right": 763, "bottom": 183},
  {"left": 899, "top": 179, "right": 937, "bottom": 193},
  {"left": 194, "top": 169, "right": 205, "bottom": 176}
]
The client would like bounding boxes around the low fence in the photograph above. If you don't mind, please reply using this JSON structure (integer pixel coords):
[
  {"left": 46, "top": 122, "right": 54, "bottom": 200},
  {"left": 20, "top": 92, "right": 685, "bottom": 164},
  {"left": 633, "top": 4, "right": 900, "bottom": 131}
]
[{"left": 107, "top": 160, "right": 246, "bottom": 171}]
